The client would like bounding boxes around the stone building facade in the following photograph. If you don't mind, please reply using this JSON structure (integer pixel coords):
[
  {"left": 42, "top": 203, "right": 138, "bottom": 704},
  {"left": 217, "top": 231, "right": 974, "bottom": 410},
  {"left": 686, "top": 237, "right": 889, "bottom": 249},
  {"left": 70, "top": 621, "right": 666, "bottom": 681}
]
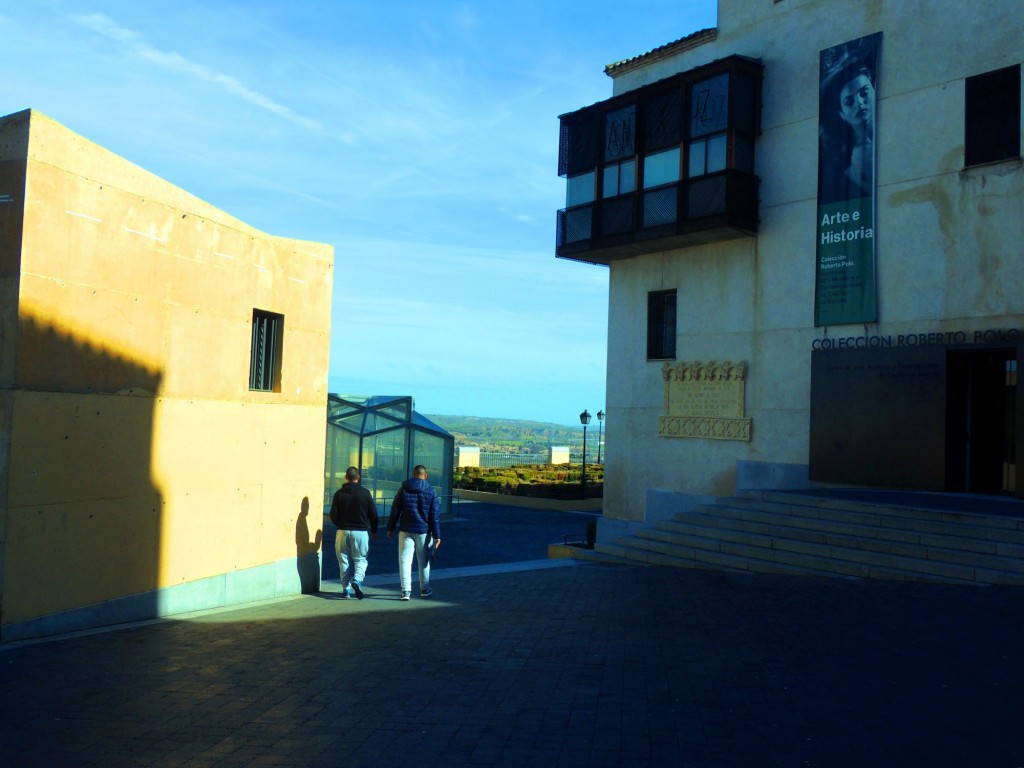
[{"left": 555, "top": 1, "right": 1024, "bottom": 539}]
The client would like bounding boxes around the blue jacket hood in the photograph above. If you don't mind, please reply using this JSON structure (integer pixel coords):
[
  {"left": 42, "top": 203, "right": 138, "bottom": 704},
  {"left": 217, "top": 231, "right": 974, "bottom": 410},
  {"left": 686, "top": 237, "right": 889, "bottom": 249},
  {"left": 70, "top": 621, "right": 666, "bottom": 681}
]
[{"left": 402, "top": 477, "right": 432, "bottom": 494}]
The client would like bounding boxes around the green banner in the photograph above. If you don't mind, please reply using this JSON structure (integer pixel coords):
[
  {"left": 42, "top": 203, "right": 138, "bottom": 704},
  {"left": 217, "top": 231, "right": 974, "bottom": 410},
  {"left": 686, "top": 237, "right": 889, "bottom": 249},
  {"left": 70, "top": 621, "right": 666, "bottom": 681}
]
[{"left": 815, "top": 33, "right": 881, "bottom": 326}]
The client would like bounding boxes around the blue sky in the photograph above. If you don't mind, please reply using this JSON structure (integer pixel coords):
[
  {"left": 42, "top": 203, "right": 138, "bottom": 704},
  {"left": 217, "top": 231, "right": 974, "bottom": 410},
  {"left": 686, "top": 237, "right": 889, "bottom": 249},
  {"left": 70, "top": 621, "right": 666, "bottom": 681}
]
[{"left": 1, "top": 0, "right": 717, "bottom": 425}]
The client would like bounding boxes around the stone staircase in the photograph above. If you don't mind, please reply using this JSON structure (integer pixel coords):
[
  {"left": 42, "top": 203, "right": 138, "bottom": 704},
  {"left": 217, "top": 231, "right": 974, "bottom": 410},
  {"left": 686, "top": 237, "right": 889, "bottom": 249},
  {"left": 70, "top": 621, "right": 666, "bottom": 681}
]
[{"left": 595, "top": 490, "right": 1024, "bottom": 585}]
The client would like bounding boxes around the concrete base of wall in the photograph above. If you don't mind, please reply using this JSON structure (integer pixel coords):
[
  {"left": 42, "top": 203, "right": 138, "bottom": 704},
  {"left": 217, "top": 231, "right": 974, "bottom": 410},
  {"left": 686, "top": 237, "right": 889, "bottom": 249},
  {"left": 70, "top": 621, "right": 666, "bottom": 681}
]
[
  {"left": 736, "top": 460, "right": 811, "bottom": 491},
  {"left": 595, "top": 488, "right": 715, "bottom": 547},
  {"left": 454, "top": 489, "right": 604, "bottom": 512},
  {"left": 2, "top": 552, "right": 321, "bottom": 643},
  {"left": 593, "top": 463, "right": 812, "bottom": 549}
]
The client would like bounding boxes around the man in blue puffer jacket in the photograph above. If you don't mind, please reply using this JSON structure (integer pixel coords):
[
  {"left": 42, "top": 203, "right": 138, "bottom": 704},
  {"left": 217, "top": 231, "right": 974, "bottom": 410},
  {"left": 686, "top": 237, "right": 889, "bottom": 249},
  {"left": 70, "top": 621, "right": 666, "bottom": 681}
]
[{"left": 387, "top": 465, "right": 442, "bottom": 601}]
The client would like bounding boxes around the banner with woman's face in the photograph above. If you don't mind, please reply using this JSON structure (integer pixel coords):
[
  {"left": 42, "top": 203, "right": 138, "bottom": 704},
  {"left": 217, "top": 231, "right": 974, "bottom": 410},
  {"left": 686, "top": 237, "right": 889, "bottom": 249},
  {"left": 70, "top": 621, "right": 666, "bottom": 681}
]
[{"left": 815, "top": 32, "right": 881, "bottom": 327}]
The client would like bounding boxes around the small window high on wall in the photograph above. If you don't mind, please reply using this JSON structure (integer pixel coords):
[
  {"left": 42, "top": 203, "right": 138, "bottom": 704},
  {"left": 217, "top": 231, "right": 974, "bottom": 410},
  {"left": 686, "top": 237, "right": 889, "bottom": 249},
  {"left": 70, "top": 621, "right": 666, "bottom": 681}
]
[
  {"left": 965, "top": 65, "right": 1021, "bottom": 167},
  {"left": 250, "top": 309, "right": 283, "bottom": 392},
  {"left": 647, "top": 290, "right": 677, "bottom": 360}
]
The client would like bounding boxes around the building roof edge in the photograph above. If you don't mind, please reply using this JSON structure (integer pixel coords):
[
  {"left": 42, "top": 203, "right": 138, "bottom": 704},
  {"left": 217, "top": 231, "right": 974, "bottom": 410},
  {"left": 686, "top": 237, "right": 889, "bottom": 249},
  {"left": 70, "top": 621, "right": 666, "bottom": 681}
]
[{"left": 604, "top": 27, "right": 718, "bottom": 78}]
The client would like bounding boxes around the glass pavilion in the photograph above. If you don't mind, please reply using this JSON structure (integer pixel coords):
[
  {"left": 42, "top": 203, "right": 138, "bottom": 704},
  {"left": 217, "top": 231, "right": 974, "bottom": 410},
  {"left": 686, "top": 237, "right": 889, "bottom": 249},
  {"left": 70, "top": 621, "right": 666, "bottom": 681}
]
[{"left": 324, "top": 395, "right": 454, "bottom": 517}]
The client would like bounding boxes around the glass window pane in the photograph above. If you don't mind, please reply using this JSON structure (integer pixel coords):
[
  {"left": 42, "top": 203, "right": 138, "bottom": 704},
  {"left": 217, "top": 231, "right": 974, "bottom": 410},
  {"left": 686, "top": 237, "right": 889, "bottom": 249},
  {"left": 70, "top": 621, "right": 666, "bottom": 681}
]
[
  {"left": 413, "top": 430, "right": 448, "bottom": 500},
  {"left": 602, "top": 165, "right": 619, "bottom": 198},
  {"left": 325, "top": 424, "right": 361, "bottom": 505},
  {"left": 707, "top": 134, "right": 727, "bottom": 173},
  {"left": 643, "top": 148, "right": 680, "bottom": 189},
  {"left": 688, "top": 141, "right": 706, "bottom": 178},
  {"left": 566, "top": 171, "right": 595, "bottom": 207},
  {"left": 379, "top": 400, "right": 411, "bottom": 420},
  {"left": 620, "top": 159, "right": 636, "bottom": 194},
  {"left": 604, "top": 160, "right": 637, "bottom": 198}
]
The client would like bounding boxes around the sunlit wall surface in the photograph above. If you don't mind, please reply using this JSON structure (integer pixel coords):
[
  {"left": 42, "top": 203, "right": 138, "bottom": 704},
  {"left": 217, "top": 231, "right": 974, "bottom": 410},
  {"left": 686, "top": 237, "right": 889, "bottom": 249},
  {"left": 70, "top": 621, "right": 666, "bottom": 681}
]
[
  {"left": 325, "top": 395, "right": 454, "bottom": 516},
  {"left": 0, "top": 109, "right": 333, "bottom": 641}
]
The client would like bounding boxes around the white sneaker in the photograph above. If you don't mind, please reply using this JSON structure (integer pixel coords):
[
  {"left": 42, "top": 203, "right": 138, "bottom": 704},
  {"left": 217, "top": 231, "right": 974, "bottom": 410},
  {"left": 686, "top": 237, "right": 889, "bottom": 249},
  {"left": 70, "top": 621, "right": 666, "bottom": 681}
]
[{"left": 400, "top": 592, "right": 411, "bottom": 601}]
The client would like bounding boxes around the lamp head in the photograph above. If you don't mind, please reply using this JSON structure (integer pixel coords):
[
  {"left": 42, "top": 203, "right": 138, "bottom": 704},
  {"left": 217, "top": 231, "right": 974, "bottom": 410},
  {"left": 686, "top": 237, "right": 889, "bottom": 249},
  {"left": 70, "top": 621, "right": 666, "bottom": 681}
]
[{"left": 580, "top": 409, "right": 591, "bottom": 425}]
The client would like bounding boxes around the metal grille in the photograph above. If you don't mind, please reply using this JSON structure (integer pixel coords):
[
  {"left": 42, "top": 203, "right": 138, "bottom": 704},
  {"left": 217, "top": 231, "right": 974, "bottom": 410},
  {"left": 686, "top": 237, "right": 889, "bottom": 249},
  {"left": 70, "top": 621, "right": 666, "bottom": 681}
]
[
  {"left": 643, "top": 88, "right": 683, "bottom": 151},
  {"left": 558, "top": 118, "right": 598, "bottom": 177},
  {"left": 557, "top": 205, "right": 593, "bottom": 245},
  {"left": 642, "top": 186, "right": 678, "bottom": 229},
  {"left": 600, "top": 195, "right": 634, "bottom": 236},
  {"left": 690, "top": 72, "right": 729, "bottom": 138},
  {"left": 687, "top": 175, "right": 727, "bottom": 219},
  {"left": 249, "top": 309, "right": 282, "bottom": 391},
  {"left": 604, "top": 105, "right": 636, "bottom": 161}
]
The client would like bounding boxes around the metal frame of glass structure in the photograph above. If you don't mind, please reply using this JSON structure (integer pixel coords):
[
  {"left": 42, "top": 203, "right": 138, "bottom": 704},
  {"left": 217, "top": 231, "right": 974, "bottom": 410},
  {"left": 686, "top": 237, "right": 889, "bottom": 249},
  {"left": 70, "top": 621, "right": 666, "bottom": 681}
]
[{"left": 324, "top": 395, "right": 454, "bottom": 517}]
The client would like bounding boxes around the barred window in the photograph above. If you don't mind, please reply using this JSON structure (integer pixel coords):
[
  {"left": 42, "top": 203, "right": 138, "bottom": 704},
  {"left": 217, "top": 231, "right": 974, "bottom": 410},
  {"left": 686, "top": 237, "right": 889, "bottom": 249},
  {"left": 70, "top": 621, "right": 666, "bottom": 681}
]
[
  {"left": 965, "top": 65, "right": 1021, "bottom": 167},
  {"left": 249, "top": 309, "right": 283, "bottom": 392},
  {"left": 647, "top": 290, "right": 677, "bottom": 360}
]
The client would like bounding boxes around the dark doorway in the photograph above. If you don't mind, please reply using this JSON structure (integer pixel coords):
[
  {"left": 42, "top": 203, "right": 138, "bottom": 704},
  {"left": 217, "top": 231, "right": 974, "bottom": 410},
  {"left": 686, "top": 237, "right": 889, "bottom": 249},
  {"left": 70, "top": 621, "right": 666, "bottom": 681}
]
[{"left": 946, "top": 349, "right": 1017, "bottom": 493}]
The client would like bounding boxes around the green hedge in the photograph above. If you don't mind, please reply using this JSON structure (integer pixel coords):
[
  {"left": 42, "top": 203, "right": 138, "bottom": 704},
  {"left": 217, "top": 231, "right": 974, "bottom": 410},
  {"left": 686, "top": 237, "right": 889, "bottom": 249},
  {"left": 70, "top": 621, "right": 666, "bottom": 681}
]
[{"left": 453, "top": 463, "right": 604, "bottom": 499}]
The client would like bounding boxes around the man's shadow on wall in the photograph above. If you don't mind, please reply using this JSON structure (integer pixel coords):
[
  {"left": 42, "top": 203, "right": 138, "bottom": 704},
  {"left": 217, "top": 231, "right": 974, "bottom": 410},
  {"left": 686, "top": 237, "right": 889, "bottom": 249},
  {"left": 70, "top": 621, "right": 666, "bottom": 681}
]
[{"left": 295, "top": 496, "right": 322, "bottom": 594}]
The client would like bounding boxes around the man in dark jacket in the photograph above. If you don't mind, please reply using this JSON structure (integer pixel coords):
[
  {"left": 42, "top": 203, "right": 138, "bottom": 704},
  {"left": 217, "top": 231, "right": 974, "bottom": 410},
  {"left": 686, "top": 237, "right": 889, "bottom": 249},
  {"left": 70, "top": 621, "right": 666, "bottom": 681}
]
[
  {"left": 387, "top": 465, "right": 442, "bottom": 601},
  {"left": 329, "top": 466, "right": 378, "bottom": 599}
]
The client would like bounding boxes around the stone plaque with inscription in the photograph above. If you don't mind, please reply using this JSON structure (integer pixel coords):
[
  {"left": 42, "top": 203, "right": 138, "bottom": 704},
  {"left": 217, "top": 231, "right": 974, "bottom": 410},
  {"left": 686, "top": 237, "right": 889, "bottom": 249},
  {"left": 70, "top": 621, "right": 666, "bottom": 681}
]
[{"left": 659, "top": 361, "right": 752, "bottom": 441}]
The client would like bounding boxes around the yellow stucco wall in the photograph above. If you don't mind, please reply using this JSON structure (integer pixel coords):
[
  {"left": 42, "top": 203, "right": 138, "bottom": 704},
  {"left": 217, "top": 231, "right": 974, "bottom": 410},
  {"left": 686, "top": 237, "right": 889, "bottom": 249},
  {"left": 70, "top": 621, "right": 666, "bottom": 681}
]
[{"left": 0, "top": 109, "right": 334, "bottom": 629}]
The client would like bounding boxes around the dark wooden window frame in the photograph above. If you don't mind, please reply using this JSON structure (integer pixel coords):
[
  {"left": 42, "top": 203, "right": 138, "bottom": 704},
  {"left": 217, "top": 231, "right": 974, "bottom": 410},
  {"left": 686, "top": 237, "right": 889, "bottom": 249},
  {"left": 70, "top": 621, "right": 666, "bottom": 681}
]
[
  {"left": 647, "top": 289, "right": 677, "bottom": 360},
  {"left": 249, "top": 309, "right": 284, "bottom": 392},
  {"left": 965, "top": 65, "right": 1021, "bottom": 168}
]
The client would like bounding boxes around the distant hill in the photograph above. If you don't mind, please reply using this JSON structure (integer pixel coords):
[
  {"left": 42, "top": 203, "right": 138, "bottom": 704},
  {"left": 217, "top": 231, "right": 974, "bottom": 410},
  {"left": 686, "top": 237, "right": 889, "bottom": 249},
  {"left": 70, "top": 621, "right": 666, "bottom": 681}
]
[{"left": 424, "top": 414, "right": 585, "bottom": 453}]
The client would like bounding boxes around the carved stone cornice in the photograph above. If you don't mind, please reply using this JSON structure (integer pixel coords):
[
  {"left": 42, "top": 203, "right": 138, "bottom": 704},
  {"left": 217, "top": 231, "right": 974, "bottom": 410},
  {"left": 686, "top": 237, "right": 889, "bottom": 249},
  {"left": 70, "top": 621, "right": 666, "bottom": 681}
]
[{"left": 661, "top": 360, "right": 746, "bottom": 382}]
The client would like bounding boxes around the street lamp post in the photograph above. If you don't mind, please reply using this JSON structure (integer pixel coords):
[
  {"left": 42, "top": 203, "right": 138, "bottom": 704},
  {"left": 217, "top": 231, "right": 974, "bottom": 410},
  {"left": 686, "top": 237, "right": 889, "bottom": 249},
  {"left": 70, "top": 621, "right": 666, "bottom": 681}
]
[
  {"left": 580, "top": 409, "right": 591, "bottom": 499},
  {"left": 596, "top": 409, "right": 604, "bottom": 464}
]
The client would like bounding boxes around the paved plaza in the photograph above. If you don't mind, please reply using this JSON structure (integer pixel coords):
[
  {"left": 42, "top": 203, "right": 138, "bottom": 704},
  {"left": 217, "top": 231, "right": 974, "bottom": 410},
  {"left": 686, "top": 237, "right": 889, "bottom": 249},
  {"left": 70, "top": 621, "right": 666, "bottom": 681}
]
[{"left": 2, "top": 501, "right": 1023, "bottom": 767}]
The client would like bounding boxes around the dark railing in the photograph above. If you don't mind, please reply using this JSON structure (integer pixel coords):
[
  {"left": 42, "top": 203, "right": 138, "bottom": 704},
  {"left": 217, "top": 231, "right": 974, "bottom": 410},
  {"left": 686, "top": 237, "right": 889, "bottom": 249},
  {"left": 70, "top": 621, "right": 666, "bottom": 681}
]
[
  {"left": 478, "top": 452, "right": 548, "bottom": 467},
  {"left": 473, "top": 452, "right": 597, "bottom": 468},
  {"left": 322, "top": 493, "right": 461, "bottom": 518}
]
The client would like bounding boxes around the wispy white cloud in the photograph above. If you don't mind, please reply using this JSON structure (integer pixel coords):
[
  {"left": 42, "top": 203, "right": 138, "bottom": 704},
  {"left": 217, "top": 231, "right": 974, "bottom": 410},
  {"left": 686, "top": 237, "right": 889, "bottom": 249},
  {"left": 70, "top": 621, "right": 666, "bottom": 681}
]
[
  {"left": 0, "top": 0, "right": 724, "bottom": 421},
  {"left": 75, "top": 12, "right": 324, "bottom": 133}
]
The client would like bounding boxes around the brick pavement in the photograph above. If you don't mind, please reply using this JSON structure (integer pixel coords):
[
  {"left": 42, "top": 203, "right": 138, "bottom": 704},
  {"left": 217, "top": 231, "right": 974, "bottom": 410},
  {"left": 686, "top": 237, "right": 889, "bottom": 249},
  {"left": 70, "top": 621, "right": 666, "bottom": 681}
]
[{"left": 2, "top": 557, "right": 1024, "bottom": 767}]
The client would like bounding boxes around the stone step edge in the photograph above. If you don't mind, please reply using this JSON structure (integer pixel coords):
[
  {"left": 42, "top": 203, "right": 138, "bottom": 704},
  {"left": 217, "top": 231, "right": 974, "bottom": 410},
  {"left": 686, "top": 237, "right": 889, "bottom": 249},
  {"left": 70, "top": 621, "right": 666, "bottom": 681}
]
[
  {"left": 736, "top": 490, "right": 1024, "bottom": 532},
  {"left": 613, "top": 530, "right": 1023, "bottom": 585},
  {"left": 595, "top": 540, "right": 979, "bottom": 585},
  {"left": 654, "top": 517, "right": 1024, "bottom": 573}
]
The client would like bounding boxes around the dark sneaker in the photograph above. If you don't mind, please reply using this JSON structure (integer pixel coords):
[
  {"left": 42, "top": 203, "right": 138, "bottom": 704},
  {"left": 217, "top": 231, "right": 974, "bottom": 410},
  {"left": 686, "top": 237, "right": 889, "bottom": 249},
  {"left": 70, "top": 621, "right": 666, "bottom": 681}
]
[
  {"left": 400, "top": 592, "right": 411, "bottom": 601},
  {"left": 420, "top": 588, "right": 433, "bottom": 598},
  {"left": 351, "top": 581, "right": 364, "bottom": 600}
]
